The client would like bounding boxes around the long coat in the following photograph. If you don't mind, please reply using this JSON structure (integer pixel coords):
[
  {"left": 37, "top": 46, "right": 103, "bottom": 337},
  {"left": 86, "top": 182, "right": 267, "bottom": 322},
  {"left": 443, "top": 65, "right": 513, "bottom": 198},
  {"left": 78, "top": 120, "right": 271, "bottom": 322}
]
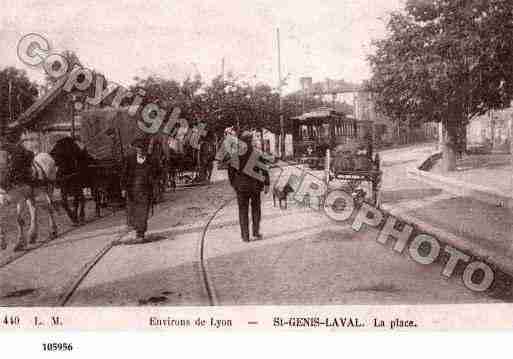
[
  {"left": 228, "top": 146, "right": 270, "bottom": 193},
  {"left": 122, "top": 153, "right": 158, "bottom": 234}
]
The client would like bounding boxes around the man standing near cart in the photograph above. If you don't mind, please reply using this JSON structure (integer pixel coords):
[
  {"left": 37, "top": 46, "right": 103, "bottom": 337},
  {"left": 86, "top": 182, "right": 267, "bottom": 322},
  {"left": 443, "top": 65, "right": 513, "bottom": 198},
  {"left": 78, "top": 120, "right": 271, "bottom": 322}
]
[
  {"left": 122, "top": 137, "right": 158, "bottom": 243},
  {"left": 228, "top": 131, "right": 270, "bottom": 242}
]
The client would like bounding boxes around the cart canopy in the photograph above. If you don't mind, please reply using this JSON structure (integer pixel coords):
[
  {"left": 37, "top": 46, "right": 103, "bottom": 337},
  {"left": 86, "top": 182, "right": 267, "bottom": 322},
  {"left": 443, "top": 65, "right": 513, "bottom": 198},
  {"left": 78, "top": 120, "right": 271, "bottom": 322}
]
[{"left": 80, "top": 108, "right": 149, "bottom": 160}]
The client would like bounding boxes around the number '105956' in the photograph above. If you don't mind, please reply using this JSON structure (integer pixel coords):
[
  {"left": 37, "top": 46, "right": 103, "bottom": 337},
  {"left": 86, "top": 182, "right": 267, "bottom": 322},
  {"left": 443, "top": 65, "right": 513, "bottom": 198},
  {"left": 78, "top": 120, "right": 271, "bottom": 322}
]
[{"left": 42, "top": 343, "right": 73, "bottom": 351}]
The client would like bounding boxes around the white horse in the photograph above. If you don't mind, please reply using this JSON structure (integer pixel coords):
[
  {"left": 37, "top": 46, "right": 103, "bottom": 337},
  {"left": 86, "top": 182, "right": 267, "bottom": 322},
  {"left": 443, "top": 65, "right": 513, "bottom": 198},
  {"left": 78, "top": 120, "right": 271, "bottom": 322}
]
[{"left": 0, "top": 144, "right": 58, "bottom": 252}]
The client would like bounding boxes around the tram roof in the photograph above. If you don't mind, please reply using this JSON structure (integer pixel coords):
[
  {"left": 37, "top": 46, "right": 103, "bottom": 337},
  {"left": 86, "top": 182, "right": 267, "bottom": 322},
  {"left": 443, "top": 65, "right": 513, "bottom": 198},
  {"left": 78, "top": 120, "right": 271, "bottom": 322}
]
[{"left": 292, "top": 107, "right": 351, "bottom": 122}]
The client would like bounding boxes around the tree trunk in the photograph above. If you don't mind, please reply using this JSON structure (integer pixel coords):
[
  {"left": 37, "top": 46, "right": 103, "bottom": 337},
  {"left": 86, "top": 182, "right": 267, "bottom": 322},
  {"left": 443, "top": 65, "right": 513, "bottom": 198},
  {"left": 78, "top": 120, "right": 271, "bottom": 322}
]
[
  {"left": 510, "top": 118, "right": 513, "bottom": 155},
  {"left": 441, "top": 119, "right": 458, "bottom": 172},
  {"left": 274, "top": 133, "right": 280, "bottom": 157},
  {"left": 260, "top": 127, "right": 264, "bottom": 152},
  {"left": 457, "top": 123, "right": 467, "bottom": 158}
]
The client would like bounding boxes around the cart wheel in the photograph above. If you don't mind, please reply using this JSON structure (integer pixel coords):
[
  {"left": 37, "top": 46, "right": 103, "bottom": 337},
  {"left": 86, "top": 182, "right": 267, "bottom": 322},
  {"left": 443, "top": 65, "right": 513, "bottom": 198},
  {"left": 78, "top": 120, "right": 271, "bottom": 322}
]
[{"left": 328, "top": 193, "right": 351, "bottom": 213}]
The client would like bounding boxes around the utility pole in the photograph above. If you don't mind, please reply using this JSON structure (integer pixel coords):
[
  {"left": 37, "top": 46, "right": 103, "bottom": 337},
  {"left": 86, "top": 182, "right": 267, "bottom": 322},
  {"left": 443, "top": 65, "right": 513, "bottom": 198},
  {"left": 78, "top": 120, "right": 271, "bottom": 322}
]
[
  {"left": 8, "top": 79, "right": 13, "bottom": 125},
  {"left": 277, "top": 28, "right": 285, "bottom": 159},
  {"left": 70, "top": 95, "right": 76, "bottom": 138},
  {"left": 221, "top": 57, "right": 225, "bottom": 82}
]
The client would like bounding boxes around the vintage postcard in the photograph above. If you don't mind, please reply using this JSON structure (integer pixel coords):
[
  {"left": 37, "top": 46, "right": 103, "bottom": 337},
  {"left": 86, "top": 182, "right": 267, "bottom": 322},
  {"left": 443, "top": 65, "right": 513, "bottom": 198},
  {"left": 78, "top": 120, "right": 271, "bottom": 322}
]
[{"left": 1, "top": 0, "right": 513, "bottom": 345}]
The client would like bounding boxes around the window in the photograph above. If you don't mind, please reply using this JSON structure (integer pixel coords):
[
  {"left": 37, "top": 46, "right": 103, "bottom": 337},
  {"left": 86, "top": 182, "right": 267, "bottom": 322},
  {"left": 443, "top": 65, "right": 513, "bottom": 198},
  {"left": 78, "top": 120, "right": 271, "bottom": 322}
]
[
  {"left": 312, "top": 126, "right": 319, "bottom": 138},
  {"left": 301, "top": 125, "right": 309, "bottom": 140},
  {"left": 322, "top": 123, "right": 330, "bottom": 139}
]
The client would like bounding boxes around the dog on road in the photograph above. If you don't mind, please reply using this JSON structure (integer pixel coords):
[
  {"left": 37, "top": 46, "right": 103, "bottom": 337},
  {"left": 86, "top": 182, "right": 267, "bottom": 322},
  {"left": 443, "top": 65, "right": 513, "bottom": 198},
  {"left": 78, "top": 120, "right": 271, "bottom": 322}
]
[{"left": 272, "top": 182, "right": 295, "bottom": 209}]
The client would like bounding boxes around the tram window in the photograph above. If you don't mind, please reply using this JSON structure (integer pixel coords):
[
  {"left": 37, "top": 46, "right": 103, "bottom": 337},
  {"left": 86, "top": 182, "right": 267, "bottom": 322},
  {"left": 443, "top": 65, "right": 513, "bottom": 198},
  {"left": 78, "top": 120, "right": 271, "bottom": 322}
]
[
  {"left": 301, "top": 125, "right": 309, "bottom": 140},
  {"left": 322, "top": 123, "right": 330, "bottom": 138}
]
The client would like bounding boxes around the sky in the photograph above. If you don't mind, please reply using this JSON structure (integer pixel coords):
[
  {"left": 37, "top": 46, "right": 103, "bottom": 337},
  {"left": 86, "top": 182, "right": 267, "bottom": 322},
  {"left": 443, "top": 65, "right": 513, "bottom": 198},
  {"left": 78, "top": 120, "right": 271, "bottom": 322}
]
[{"left": 0, "top": 0, "right": 404, "bottom": 93}]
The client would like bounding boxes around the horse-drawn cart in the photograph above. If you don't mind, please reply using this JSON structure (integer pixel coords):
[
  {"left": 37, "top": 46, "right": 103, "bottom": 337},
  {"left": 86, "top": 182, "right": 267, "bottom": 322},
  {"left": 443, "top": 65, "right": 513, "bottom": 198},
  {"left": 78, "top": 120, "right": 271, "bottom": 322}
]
[
  {"left": 325, "top": 136, "right": 382, "bottom": 207},
  {"left": 81, "top": 108, "right": 216, "bottom": 203},
  {"left": 80, "top": 108, "right": 169, "bottom": 211}
]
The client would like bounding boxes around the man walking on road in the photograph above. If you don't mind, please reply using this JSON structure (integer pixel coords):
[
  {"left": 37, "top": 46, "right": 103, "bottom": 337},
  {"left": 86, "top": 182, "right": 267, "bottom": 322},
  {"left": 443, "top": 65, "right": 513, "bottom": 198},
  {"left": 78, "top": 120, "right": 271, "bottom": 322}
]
[
  {"left": 122, "top": 137, "right": 158, "bottom": 243},
  {"left": 228, "top": 131, "right": 270, "bottom": 242}
]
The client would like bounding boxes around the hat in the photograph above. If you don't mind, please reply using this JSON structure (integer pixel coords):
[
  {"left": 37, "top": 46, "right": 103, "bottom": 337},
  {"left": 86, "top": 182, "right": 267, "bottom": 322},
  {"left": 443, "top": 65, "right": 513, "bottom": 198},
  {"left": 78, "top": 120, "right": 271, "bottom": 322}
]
[{"left": 131, "top": 137, "right": 149, "bottom": 151}]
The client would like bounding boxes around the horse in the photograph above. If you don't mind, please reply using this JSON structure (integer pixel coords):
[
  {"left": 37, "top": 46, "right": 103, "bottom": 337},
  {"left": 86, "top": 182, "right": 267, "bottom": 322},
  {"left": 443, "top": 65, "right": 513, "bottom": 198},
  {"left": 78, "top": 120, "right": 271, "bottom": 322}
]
[
  {"left": 50, "top": 137, "right": 101, "bottom": 224},
  {"left": 0, "top": 141, "right": 58, "bottom": 251}
]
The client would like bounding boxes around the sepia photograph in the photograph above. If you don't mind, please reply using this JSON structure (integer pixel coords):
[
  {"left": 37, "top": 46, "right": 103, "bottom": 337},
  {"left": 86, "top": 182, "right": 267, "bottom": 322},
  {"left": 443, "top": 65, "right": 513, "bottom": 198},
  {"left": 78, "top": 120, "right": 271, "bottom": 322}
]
[{"left": 1, "top": 0, "right": 513, "bottom": 334}]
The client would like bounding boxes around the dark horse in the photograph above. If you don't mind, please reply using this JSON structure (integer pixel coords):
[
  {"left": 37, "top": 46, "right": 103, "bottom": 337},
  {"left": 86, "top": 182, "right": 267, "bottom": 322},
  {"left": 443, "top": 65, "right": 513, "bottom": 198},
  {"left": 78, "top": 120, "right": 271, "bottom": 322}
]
[{"left": 50, "top": 137, "right": 100, "bottom": 224}]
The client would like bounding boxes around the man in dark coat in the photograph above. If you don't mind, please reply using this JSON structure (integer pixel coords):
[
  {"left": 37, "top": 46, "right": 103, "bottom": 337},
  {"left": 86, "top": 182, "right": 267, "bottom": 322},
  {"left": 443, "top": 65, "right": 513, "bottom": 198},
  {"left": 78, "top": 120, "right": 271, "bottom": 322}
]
[
  {"left": 122, "top": 137, "right": 158, "bottom": 243},
  {"left": 228, "top": 131, "right": 270, "bottom": 242}
]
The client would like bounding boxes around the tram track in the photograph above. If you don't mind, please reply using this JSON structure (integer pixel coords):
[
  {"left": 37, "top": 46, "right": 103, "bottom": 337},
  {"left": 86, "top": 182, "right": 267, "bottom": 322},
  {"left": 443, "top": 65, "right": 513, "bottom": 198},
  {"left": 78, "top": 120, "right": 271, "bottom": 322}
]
[
  {"left": 198, "top": 197, "right": 236, "bottom": 306},
  {"left": 0, "top": 184, "right": 198, "bottom": 271},
  {"left": 54, "top": 192, "right": 235, "bottom": 306},
  {"left": 57, "top": 228, "right": 129, "bottom": 306},
  {"left": 58, "top": 195, "right": 236, "bottom": 307},
  {"left": 1, "top": 190, "right": 237, "bottom": 307},
  {"left": 0, "top": 210, "right": 122, "bottom": 270},
  {"left": 2, "top": 166, "right": 287, "bottom": 307}
]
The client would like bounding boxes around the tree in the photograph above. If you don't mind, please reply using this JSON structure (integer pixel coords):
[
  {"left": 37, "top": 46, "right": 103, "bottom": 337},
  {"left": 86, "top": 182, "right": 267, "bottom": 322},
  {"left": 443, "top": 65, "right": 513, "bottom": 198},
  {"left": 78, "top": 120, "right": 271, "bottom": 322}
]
[
  {"left": 0, "top": 67, "right": 39, "bottom": 134},
  {"left": 368, "top": 0, "right": 513, "bottom": 171},
  {"left": 198, "top": 77, "right": 279, "bottom": 137},
  {"left": 128, "top": 73, "right": 332, "bottom": 142}
]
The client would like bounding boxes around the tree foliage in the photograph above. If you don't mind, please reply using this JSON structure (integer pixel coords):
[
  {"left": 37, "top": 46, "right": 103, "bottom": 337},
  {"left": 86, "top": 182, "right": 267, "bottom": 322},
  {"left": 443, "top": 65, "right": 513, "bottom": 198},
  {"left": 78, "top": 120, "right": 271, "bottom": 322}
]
[
  {"left": 129, "top": 74, "right": 282, "bottom": 137},
  {"left": 127, "top": 74, "right": 347, "bottom": 138},
  {"left": 0, "top": 67, "right": 39, "bottom": 129},
  {"left": 368, "top": 0, "right": 513, "bottom": 127}
]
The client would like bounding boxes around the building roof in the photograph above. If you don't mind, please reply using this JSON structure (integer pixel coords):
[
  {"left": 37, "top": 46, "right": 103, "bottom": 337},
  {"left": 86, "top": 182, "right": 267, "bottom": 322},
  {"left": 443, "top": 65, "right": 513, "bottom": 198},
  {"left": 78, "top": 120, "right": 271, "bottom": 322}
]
[{"left": 7, "top": 74, "right": 69, "bottom": 132}]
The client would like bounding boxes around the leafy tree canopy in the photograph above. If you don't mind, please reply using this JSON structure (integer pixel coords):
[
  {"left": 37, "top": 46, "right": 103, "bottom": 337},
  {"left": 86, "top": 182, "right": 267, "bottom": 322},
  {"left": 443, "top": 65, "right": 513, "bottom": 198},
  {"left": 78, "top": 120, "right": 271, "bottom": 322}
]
[
  {"left": 0, "top": 66, "right": 39, "bottom": 129},
  {"left": 368, "top": 0, "right": 513, "bottom": 127}
]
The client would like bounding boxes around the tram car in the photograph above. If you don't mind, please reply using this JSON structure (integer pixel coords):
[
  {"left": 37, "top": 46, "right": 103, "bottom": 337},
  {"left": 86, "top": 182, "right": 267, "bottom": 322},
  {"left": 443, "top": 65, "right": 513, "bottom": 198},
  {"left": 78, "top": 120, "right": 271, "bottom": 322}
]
[{"left": 291, "top": 107, "right": 382, "bottom": 206}]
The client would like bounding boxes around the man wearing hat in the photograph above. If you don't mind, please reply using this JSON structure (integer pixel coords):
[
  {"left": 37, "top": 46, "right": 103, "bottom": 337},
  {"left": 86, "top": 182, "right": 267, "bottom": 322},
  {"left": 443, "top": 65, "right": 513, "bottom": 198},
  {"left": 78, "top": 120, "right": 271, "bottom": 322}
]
[
  {"left": 228, "top": 131, "right": 270, "bottom": 242},
  {"left": 122, "top": 137, "right": 158, "bottom": 243}
]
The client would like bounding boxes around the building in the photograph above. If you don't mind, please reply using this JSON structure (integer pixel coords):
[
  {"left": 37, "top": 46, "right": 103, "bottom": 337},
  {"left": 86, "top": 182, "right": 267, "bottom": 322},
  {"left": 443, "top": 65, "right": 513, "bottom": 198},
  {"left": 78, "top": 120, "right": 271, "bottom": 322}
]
[
  {"left": 467, "top": 107, "right": 513, "bottom": 153},
  {"left": 7, "top": 73, "right": 108, "bottom": 153},
  {"left": 353, "top": 91, "right": 438, "bottom": 146},
  {"left": 7, "top": 74, "right": 84, "bottom": 153}
]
